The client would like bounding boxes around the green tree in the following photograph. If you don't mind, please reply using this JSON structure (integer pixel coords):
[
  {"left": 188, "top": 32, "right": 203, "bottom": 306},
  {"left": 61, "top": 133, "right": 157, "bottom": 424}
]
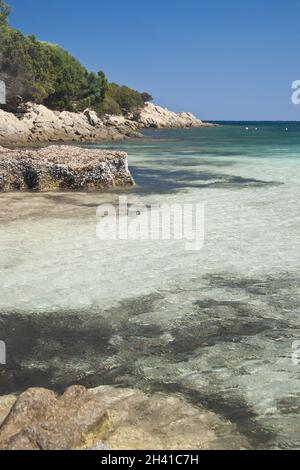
[
  {"left": 0, "top": 3, "right": 152, "bottom": 115},
  {"left": 98, "top": 70, "right": 109, "bottom": 105},
  {"left": 0, "top": 1, "right": 11, "bottom": 24},
  {"left": 108, "top": 83, "right": 144, "bottom": 114},
  {"left": 141, "top": 92, "right": 153, "bottom": 103}
]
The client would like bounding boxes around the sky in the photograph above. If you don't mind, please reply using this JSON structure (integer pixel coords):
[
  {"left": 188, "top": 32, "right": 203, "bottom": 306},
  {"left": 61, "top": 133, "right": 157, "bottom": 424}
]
[{"left": 7, "top": 0, "right": 300, "bottom": 120}]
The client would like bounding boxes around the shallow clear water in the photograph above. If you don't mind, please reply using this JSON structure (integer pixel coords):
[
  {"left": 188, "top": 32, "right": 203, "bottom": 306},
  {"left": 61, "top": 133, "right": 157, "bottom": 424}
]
[{"left": 0, "top": 123, "right": 300, "bottom": 449}]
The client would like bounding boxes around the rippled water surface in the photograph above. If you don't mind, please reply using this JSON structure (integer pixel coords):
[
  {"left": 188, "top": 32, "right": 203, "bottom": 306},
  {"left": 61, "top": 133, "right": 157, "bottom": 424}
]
[{"left": 1, "top": 123, "right": 300, "bottom": 449}]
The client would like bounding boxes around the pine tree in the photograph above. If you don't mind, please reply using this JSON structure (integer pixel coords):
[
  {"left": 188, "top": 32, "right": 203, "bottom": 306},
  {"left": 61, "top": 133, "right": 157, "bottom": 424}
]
[{"left": 98, "top": 70, "right": 109, "bottom": 105}]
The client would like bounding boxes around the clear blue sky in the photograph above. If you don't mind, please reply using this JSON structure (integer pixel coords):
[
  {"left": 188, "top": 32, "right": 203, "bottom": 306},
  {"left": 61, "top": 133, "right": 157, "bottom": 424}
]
[{"left": 7, "top": 0, "right": 300, "bottom": 120}]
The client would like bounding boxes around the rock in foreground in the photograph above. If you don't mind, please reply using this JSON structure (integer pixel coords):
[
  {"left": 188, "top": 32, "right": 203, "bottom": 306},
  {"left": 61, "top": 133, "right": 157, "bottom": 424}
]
[
  {"left": 0, "top": 145, "right": 134, "bottom": 192},
  {"left": 0, "top": 386, "right": 251, "bottom": 450}
]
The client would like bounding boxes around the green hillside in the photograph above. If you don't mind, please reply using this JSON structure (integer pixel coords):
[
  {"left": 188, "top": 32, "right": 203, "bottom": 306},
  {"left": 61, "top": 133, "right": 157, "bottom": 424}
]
[{"left": 0, "top": 1, "right": 152, "bottom": 114}]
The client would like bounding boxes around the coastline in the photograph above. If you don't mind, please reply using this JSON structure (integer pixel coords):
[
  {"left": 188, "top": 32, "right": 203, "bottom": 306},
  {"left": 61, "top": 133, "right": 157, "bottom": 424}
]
[
  {"left": 1, "top": 124, "right": 299, "bottom": 449},
  {"left": 0, "top": 118, "right": 247, "bottom": 452},
  {"left": 0, "top": 102, "right": 218, "bottom": 193},
  {"left": 0, "top": 102, "right": 218, "bottom": 148},
  {"left": 0, "top": 0, "right": 299, "bottom": 453}
]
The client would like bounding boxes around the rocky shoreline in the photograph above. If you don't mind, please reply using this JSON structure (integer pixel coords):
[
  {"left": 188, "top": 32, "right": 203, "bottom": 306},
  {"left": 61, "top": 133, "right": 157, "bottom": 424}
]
[
  {"left": 138, "top": 103, "right": 217, "bottom": 129},
  {"left": 0, "top": 385, "right": 250, "bottom": 450},
  {"left": 0, "top": 102, "right": 217, "bottom": 192},
  {"left": 0, "top": 102, "right": 217, "bottom": 146},
  {"left": 0, "top": 103, "right": 142, "bottom": 146}
]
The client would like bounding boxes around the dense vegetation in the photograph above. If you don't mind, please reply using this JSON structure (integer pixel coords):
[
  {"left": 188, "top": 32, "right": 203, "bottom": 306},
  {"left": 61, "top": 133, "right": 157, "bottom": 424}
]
[{"left": 0, "top": 1, "right": 152, "bottom": 114}]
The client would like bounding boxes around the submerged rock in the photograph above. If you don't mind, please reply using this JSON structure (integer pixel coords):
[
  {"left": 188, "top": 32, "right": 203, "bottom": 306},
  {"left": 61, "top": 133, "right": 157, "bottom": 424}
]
[
  {"left": 0, "top": 145, "right": 135, "bottom": 192},
  {"left": 0, "top": 385, "right": 251, "bottom": 450}
]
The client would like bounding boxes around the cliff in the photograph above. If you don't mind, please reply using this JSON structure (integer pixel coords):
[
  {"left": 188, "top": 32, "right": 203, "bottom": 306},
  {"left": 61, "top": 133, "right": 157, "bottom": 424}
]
[{"left": 0, "top": 145, "right": 134, "bottom": 192}]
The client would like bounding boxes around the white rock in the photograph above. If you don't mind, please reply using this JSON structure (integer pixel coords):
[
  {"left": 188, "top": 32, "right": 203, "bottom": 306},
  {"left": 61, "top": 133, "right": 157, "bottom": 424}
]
[{"left": 83, "top": 109, "right": 100, "bottom": 126}]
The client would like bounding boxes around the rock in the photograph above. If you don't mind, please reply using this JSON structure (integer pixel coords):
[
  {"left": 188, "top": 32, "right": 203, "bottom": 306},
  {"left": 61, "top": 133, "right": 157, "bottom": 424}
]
[
  {"left": 0, "top": 385, "right": 251, "bottom": 450},
  {"left": 0, "top": 386, "right": 108, "bottom": 450},
  {"left": 90, "top": 386, "right": 251, "bottom": 451},
  {"left": 83, "top": 109, "right": 100, "bottom": 127},
  {"left": 3, "top": 433, "right": 41, "bottom": 450},
  {"left": 0, "top": 145, "right": 135, "bottom": 192},
  {"left": 0, "top": 103, "right": 142, "bottom": 145},
  {"left": 137, "top": 102, "right": 218, "bottom": 129},
  {"left": 0, "top": 100, "right": 218, "bottom": 145},
  {"left": 90, "top": 442, "right": 112, "bottom": 450},
  {"left": 104, "top": 115, "right": 141, "bottom": 137},
  {"left": 0, "top": 395, "right": 17, "bottom": 427}
]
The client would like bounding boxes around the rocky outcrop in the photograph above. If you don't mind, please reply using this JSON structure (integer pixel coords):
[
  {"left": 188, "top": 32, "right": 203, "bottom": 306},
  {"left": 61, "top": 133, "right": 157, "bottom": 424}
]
[
  {"left": 0, "top": 103, "right": 142, "bottom": 146},
  {"left": 136, "top": 102, "right": 217, "bottom": 129},
  {"left": 0, "top": 102, "right": 218, "bottom": 146},
  {"left": 0, "top": 385, "right": 250, "bottom": 450},
  {"left": 0, "top": 145, "right": 134, "bottom": 192}
]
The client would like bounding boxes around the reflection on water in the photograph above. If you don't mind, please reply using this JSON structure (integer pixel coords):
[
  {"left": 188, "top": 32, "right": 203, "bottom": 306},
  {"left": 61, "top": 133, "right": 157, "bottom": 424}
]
[{"left": 1, "top": 124, "right": 300, "bottom": 449}]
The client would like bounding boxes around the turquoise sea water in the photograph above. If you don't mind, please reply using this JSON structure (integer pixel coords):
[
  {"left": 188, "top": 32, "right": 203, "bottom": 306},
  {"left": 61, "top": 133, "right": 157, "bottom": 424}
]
[{"left": 0, "top": 123, "right": 300, "bottom": 449}]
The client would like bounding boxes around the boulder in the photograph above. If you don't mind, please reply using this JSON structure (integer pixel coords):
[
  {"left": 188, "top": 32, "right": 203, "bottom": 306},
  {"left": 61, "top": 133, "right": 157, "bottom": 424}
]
[
  {"left": 0, "top": 386, "right": 108, "bottom": 450},
  {"left": 0, "top": 385, "right": 251, "bottom": 450},
  {"left": 83, "top": 109, "right": 100, "bottom": 127},
  {"left": 0, "top": 145, "right": 135, "bottom": 192}
]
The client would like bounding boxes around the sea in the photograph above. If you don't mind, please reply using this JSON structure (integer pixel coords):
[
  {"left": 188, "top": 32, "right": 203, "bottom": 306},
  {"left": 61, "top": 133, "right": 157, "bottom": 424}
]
[{"left": 0, "top": 122, "right": 300, "bottom": 449}]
